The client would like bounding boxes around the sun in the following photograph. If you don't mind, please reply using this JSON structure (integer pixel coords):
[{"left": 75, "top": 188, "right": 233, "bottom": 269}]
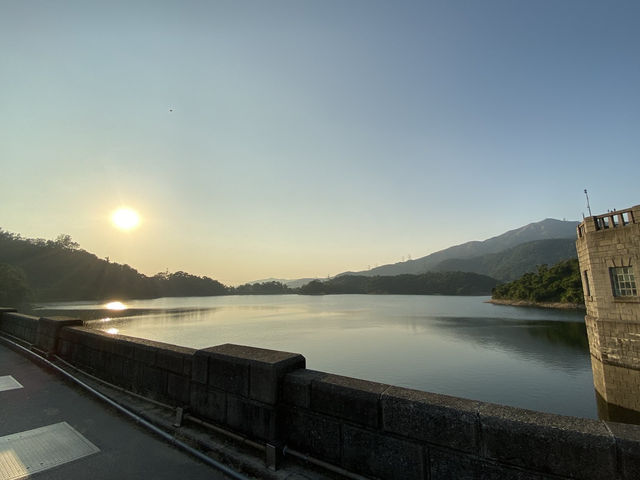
[{"left": 111, "top": 207, "right": 140, "bottom": 231}]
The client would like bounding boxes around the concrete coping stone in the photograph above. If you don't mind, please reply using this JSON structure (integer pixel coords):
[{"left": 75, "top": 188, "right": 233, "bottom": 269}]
[
  {"left": 311, "top": 373, "right": 390, "bottom": 429},
  {"left": 605, "top": 421, "right": 640, "bottom": 480},
  {"left": 2, "top": 312, "right": 39, "bottom": 322},
  {"left": 38, "top": 316, "right": 84, "bottom": 327},
  {"left": 477, "top": 402, "right": 617, "bottom": 479},
  {"left": 197, "top": 343, "right": 306, "bottom": 403},
  {"left": 201, "top": 343, "right": 304, "bottom": 365},
  {"left": 381, "top": 385, "right": 482, "bottom": 454},
  {"left": 282, "top": 369, "right": 328, "bottom": 408}
]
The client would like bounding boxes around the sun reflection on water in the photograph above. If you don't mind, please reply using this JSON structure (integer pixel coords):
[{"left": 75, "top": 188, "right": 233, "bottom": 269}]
[{"left": 105, "top": 301, "right": 127, "bottom": 310}]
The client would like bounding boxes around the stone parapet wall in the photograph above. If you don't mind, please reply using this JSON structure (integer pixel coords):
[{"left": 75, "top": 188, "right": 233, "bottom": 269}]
[
  {"left": 0, "top": 311, "right": 39, "bottom": 344},
  {"left": 2, "top": 310, "right": 640, "bottom": 479}
]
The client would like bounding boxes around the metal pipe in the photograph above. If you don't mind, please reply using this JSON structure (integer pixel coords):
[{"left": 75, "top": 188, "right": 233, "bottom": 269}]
[
  {"left": 183, "top": 414, "right": 266, "bottom": 452},
  {"left": 282, "top": 446, "right": 371, "bottom": 480},
  {"left": 0, "top": 335, "right": 251, "bottom": 480}
]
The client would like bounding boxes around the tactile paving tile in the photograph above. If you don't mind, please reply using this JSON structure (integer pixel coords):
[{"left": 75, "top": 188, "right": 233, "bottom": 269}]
[
  {"left": 0, "top": 376, "right": 23, "bottom": 393},
  {"left": 0, "top": 422, "right": 100, "bottom": 480}
]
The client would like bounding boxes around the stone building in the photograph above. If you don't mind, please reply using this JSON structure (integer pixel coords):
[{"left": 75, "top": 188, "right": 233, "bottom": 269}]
[{"left": 576, "top": 204, "right": 640, "bottom": 422}]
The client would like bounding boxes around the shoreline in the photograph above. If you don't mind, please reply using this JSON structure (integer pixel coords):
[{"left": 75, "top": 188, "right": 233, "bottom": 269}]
[{"left": 487, "top": 298, "right": 585, "bottom": 310}]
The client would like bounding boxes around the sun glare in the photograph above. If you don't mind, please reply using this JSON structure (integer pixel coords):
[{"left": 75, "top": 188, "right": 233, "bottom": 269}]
[
  {"left": 105, "top": 301, "right": 127, "bottom": 310},
  {"left": 111, "top": 207, "right": 140, "bottom": 231}
]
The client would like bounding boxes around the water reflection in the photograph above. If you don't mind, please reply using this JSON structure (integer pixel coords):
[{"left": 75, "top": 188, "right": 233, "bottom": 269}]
[
  {"left": 44, "top": 295, "right": 597, "bottom": 418},
  {"left": 105, "top": 301, "right": 127, "bottom": 310}
]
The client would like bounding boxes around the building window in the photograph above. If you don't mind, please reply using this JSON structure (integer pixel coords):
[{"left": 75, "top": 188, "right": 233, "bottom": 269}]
[
  {"left": 610, "top": 266, "right": 638, "bottom": 297},
  {"left": 583, "top": 270, "right": 591, "bottom": 296}
]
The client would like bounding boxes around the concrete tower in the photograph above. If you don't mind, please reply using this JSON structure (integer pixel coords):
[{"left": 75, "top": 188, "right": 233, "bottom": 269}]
[{"left": 576, "top": 204, "right": 640, "bottom": 422}]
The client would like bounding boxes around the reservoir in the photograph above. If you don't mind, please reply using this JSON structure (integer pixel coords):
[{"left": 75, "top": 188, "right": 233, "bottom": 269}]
[{"left": 41, "top": 295, "right": 596, "bottom": 419}]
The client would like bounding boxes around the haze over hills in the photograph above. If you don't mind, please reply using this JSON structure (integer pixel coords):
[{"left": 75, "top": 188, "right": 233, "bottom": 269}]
[
  {"left": 337, "top": 218, "right": 579, "bottom": 278},
  {"left": 433, "top": 238, "right": 578, "bottom": 282}
]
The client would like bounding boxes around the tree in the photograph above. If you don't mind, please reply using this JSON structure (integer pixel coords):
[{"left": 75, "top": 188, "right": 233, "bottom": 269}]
[
  {"left": 54, "top": 234, "right": 80, "bottom": 250},
  {"left": 0, "top": 263, "right": 31, "bottom": 307}
]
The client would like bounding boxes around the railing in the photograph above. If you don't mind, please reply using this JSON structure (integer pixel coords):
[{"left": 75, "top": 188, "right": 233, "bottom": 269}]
[{"left": 593, "top": 208, "right": 635, "bottom": 231}]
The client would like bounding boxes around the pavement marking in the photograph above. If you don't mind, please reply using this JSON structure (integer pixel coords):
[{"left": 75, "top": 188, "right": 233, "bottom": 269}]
[
  {"left": 0, "top": 422, "right": 100, "bottom": 480},
  {"left": 0, "top": 376, "right": 23, "bottom": 393}
]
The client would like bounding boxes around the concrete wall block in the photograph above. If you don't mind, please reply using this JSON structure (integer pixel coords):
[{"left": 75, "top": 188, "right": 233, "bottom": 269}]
[
  {"left": 58, "top": 339, "right": 72, "bottom": 358},
  {"left": 428, "top": 449, "right": 477, "bottom": 480},
  {"left": 167, "top": 372, "right": 191, "bottom": 405},
  {"left": 382, "top": 386, "right": 481, "bottom": 453},
  {"left": 606, "top": 421, "right": 640, "bottom": 480},
  {"left": 226, "top": 394, "right": 277, "bottom": 441},
  {"left": 249, "top": 353, "right": 305, "bottom": 404},
  {"left": 35, "top": 316, "right": 83, "bottom": 353},
  {"left": 478, "top": 403, "right": 616, "bottom": 479},
  {"left": 190, "top": 382, "right": 226, "bottom": 424},
  {"left": 182, "top": 356, "right": 192, "bottom": 376},
  {"left": 120, "top": 358, "right": 140, "bottom": 391},
  {"left": 103, "top": 353, "right": 125, "bottom": 383},
  {"left": 341, "top": 424, "right": 424, "bottom": 480},
  {"left": 281, "top": 369, "right": 327, "bottom": 408},
  {"left": 191, "top": 351, "right": 209, "bottom": 384},
  {"left": 111, "top": 338, "right": 135, "bottom": 359},
  {"left": 156, "top": 348, "right": 189, "bottom": 375},
  {"left": 311, "top": 374, "right": 389, "bottom": 428},
  {"left": 134, "top": 343, "right": 157, "bottom": 366},
  {"left": 135, "top": 364, "right": 168, "bottom": 399},
  {"left": 279, "top": 407, "right": 342, "bottom": 464},
  {"left": 88, "top": 347, "right": 105, "bottom": 371},
  {"left": 207, "top": 353, "right": 249, "bottom": 396},
  {"left": 1, "top": 313, "right": 38, "bottom": 343},
  {"left": 198, "top": 344, "right": 305, "bottom": 403},
  {"left": 430, "top": 448, "right": 548, "bottom": 480}
]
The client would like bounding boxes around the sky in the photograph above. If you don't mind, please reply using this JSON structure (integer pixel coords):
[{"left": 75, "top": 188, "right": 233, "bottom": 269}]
[{"left": 1, "top": 1, "right": 639, "bottom": 285}]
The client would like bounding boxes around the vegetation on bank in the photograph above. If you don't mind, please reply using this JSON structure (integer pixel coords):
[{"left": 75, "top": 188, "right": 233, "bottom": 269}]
[
  {"left": 0, "top": 229, "right": 502, "bottom": 303},
  {"left": 0, "top": 230, "right": 227, "bottom": 302},
  {"left": 298, "top": 272, "right": 499, "bottom": 296},
  {"left": 491, "top": 258, "right": 584, "bottom": 307}
]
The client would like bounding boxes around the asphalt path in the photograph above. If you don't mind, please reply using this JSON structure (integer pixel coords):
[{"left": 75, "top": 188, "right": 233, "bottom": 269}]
[{"left": 0, "top": 342, "right": 234, "bottom": 480}]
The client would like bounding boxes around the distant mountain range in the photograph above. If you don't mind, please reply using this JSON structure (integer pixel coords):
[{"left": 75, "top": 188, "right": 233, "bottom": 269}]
[{"left": 336, "top": 218, "right": 579, "bottom": 281}]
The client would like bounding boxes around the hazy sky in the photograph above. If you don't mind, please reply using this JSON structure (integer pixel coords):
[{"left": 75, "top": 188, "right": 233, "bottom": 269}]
[{"left": 2, "top": 1, "right": 639, "bottom": 285}]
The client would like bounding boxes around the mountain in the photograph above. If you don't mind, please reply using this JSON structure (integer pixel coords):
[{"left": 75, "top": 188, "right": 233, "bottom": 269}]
[
  {"left": 338, "top": 218, "right": 579, "bottom": 277},
  {"left": 432, "top": 238, "right": 578, "bottom": 281}
]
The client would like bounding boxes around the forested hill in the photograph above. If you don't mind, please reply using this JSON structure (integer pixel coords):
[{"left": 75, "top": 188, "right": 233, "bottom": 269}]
[
  {"left": 0, "top": 230, "right": 228, "bottom": 302},
  {"left": 433, "top": 238, "right": 577, "bottom": 281},
  {"left": 339, "top": 218, "right": 578, "bottom": 278},
  {"left": 298, "top": 272, "right": 499, "bottom": 296},
  {"left": 491, "top": 259, "right": 584, "bottom": 307}
]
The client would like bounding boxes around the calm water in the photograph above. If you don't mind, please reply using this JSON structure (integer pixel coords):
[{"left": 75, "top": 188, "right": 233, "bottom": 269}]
[{"left": 42, "top": 295, "right": 596, "bottom": 419}]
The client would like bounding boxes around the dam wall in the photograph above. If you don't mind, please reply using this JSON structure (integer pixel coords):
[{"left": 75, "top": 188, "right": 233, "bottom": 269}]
[{"left": 2, "top": 309, "right": 639, "bottom": 479}]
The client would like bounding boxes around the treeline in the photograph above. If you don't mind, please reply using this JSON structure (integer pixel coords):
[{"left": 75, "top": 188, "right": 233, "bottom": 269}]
[
  {"left": 0, "top": 229, "right": 500, "bottom": 305},
  {"left": 0, "top": 230, "right": 227, "bottom": 303},
  {"left": 297, "top": 272, "right": 499, "bottom": 295},
  {"left": 491, "top": 258, "right": 584, "bottom": 305}
]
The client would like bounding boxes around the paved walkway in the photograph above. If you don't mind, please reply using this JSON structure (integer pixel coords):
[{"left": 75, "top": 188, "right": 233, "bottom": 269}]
[{"left": 0, "top": 342, "right": 234, "bottom": 480}]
